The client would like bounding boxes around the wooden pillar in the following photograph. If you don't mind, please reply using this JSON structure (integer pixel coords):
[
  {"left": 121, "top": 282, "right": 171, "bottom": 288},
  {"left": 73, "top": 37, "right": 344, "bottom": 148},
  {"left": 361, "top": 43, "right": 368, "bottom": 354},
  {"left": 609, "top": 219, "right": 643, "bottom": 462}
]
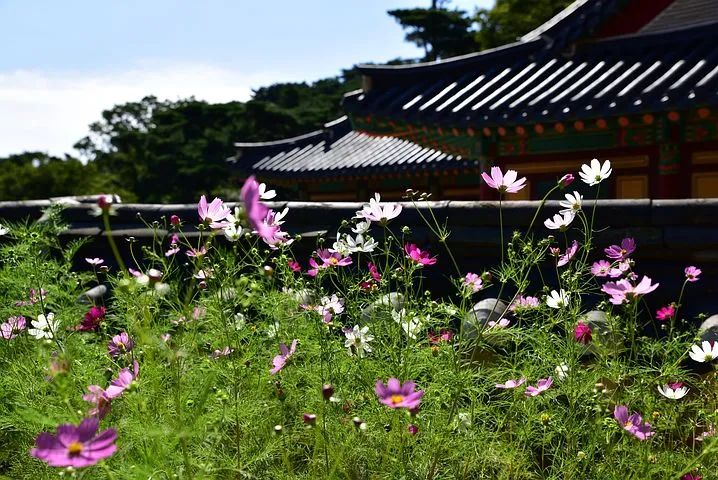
[{"left": 656, "top": 116, "right": 685, "bottom": 198}]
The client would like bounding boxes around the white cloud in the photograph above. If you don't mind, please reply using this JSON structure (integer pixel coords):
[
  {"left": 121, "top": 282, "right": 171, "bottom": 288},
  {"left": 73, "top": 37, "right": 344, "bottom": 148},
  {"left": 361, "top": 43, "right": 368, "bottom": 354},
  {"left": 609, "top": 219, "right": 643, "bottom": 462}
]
[{"left": 0, "top": 63, "right": 286, "bottom": 158}]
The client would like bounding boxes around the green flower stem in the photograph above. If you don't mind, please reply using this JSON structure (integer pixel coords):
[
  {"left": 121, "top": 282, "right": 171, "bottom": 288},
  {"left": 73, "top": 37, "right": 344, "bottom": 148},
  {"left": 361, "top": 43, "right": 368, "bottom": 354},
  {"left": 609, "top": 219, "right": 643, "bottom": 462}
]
[{"left": 102, "top": 210, "right": 127, "bottom": 274}]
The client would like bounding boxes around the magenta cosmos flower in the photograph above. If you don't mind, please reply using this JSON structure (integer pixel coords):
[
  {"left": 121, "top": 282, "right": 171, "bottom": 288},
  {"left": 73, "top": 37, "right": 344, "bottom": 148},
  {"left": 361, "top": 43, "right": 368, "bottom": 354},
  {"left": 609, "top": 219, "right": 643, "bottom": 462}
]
[
  {"left": 481, "top": 166, "right": 527, "bottom": 194},
  {"left": 240, "top": 176, "right": 283, "bottom": 244},
  {"left": 405, "top": 243, "right": 437, "bottom": 266},
  {"left": 601, "top": 276, "right": 659, "bottom": 305},
  {"left": 604, "top": 238, "right": 635, "bottom": 260},
  {"left": 574, "top": 321, "right": 592, "bottom": 345},
  {"left": 108, "top": 332, "right": 134, "bottom": 358},
  {"left": 197, "top": 195, "right": 231, "bottom": 228},
  {"left": 368, "top": 262, "right": 382, "bottom": 282},
  {"left": 375, "top": 378, "right": 424, "bottom": 409},
  {"left": 613, "top": 405, "right": 654, "bottom": 440},
  {"left": 30, "top": 417, "right": 117, "bottom": 468},
  {"left": 270, "top": 339, "right": 297, "bottom": 375},
  {"left": 105, "top": 361, "right": 139, "bottom": 399},
  {"left": 525, "top": 377, "right": 553, "bottom": 396},
  {"left": 317, "top": 248, "right": 352, "bottom": 268},
  {"left": 428, "top": 329, "right": 454, "bottom": 344},
  {"left": 1, "top": 315, "right": 26, "bottom": 340},
  {"left": 76, "top": 306, "right": 106, "bottom": 332},
  {"left": 656, "top": 305, "right": 675, "bottom": 321},
  {"left": 288, "top": 260, "right": 301, "bottom": 272},
  {"left": 685, "top": 266, "right": 702, "bottom": 282},
  {"left": 496, "top": 377, "right": 526, "bottom": 389}
]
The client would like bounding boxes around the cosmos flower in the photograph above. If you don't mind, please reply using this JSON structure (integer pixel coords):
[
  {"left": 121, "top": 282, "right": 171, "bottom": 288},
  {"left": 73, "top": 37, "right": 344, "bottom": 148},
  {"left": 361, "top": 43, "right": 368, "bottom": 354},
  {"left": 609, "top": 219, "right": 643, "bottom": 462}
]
[
  {"left": 258, "top": 182, "right": 276, "bottom": 200},
  {"left": 343, "top": 325, "right": 374, "bottom": 357},
  {"left": 559, "top": 191, "right": 583, "bottom": 215},
  {"left": 30, "top": 417, "right": 117, "bottom": 468},
  {"left": 613, "top": 405, "right": 654, "bottom": 440},
  {"left": 85, "top": 258, "right": 104, "bottom": 266},
  {"left": 558, "top": 173, "right": 574, "bottom": 188},
  {"left": 105, "top": 360, "right": 139, "bottom": 399},
  {"left": 288, "top": 260, "right": 301, "bottom": 273},
  {"left": 428, "top": 329, "right": 454, "bottom": 344},
  {"left": 0, "top": 315, "right": 26, "bottom": 340},
  {"left": 316, "top": 294, "right": 344, "bottom": 323},
  {"left": 689, "top": 341, "right": 718, "bottom": 363},
  {"left": 604, "top": 238, "right": 635, "bottom": 260},
  {"left": 375, "top": 378, "right": 424, "bottom": 410},
  {"left": 357, "top": 193, "right": 402, "bottom": 224},
  {"left": 544, "top": 211, "right": 575, "bottom": 231},
  {"left": 657, "top": 382, "right": 689, "bottom": 400},
  {"left": 405, "top": 243, "right": 437, "bottom": 266},
  {"left": 197, "top": 195, "right": 231, "bottom": 228},
  {"left": 496, "top": 377, "right": 526, "bottom": 389},
  {"left": 557, "top": 240, "right": 579, "bottom": 267},
  {"left": 655, "top": 305, "right": 675, "bottom": 321},
  {"left": 28, "top": 313, "right": 59, "bottom": 340},
  {"left": 76, "top": 306, "right": 106, "bottom": 332},
  {"left": 391, "top": 309, "right": 425, "bottom": 340},
  {"left": 488, "top": 318, "right": 510, "bottom": 329},
  {"left": 510, "top": 295, "right": 540, "bottom": 311},
  {"left": 579, "top": 158, "right": 612, "bottom": 186},
  {"left": 546, "top": 290, "right": 569, "bottom": 309},
  {"left": 481, "top": 166, "right": 527, "bottom": 194},
  {"left": 574, "top": 321, "right": 592, "bottom": 344},
  {"left": 591, "top": 260, "right": 612, "bottom": 277},
  {"left": 270, "top": 340, "right": 298, "bottom": 375},
  {"left": 463, "top": 272, "right": 483, "bottom": 293},
  {"left": 82, "top": 386, "right": 111, "bottom": 419},
  {"left": 317, "top": 248, "right": 352, "bottom": 268},
  {"left": 525, "top": 377, "right": 553, "bottom": 396},
  {"left": 601, "top": 276, "right": 659, "bottom": 305},
  {"left": 368, "top": 262, "right": 382, "bottom": 282},
  {"left": 685, "top": 266, "right": 702, "bottom": 282}
]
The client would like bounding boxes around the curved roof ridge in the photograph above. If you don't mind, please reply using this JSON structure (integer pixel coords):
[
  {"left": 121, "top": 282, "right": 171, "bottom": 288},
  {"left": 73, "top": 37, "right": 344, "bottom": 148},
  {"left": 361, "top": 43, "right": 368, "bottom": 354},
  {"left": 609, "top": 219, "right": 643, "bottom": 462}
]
[{"left": 234, "top": 116, "right": 350, "bottom": 149}]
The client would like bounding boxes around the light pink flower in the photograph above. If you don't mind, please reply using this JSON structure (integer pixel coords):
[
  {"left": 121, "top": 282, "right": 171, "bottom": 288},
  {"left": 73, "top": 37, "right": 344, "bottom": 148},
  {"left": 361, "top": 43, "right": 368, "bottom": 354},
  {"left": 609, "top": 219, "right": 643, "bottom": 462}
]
[
  {"left": 496, "top": 377, "right": 526, "bottom": 389},
  {"left": 105, "top": 360, "right": 139, "bottom": 399},
  {"left": 685, "top": 266, "right": 702, "bottom": 282},
  {"left": 509, "top": 295, "right": 540, "bottom": 311},
  {"left": 83, "top": 385, "right": 111, "bottom": 419},
  {"left": 557, "top": 240, "right": 578, "bottom": 267},
  {"left": 210, "top": 346, "right": 234, "bottom": 359},
  {"left": 601, "top": 276, "right": 659, "bottom": 305},
  {"left": 405, "top": 243, "right": 437, "bottom": 266},
  {"left": 270, "top": 340, "right": 298, "bottom": 375},
  {"left": 481, "top": 166, "right": 527, "bottom": 194},
  {"left": 463, "top": 272, "right": 483, "bottom": 293},
  {"left": 197, "top": 195, "right": 231, "bottom": 228},
  {"left": 591, "top": 260, "right": 611, "bottom": 277},
  {"left": 357, "top": 193, "right": 402, "bottom": 224},
  {"left": 488, "top": 318, "right": 510, "bottom": 329},
  {"left": 165, "top": 246, "right": 180, "bottom": 257},
  {"left": 85, "top": 258, "right": 104, "bottom": 266},
  {"left": 1, "top": 315, "right": 26, "bottom": 340},
  {"left": 525, "top": 377, "right": 553, "bottom": 396}
]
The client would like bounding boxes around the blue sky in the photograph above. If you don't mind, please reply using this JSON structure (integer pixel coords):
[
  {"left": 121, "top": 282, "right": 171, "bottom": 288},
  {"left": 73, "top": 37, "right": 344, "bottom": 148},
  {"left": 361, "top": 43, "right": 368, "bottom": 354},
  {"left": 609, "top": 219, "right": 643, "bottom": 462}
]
[{"left": 0, "top": 0, "right": 493, "bottom": 157}]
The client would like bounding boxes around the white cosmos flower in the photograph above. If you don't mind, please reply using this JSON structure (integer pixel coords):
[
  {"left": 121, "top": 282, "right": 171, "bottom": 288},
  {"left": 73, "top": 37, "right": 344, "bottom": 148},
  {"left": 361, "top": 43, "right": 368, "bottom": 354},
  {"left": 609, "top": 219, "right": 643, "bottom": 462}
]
[
  {"left": 559, "top": 191, "right": 583, "bottom": 215},
  {"left": 272, "top": 207, "right": 289, "bottom": 225},
  {"left": 356, "top": 193, "right": 402, "bottom": 224},
  {"left": 28, "top": 313, "right": 59, "bottom": 340},
  {"left": 689, "top": 341, "right": 718, "bottom": 362},
  {"left": 391, "top": 308, "right": 424, "bottom": 340},
  {"left": 330, "top": 235, "right": 352, "bottom": 256},
  {"left": 258, "top": 183, "right": 277, "bottom": 200},
  {"left": 223, "top": 224, "right": 243, "bottom": 242},
  {"left": 343, "top": 325, "right": 374, "bottom": 358},
  {"left": 555, "top": 364, "right": 569, "bottom": 380},
  {"left": 544, "top": 211, "right": 576, "bottom": 231},
  {"left": 0, "top": 224, "right": 8, "bottom": 236},
  {"left": 546, "top": 289, "right": 570, "bottom": 309},
  {"left": 657, "top": 383, "right": 689, "bottom": 400},
  {"left": 579, "top": 158, "right": 612, "bottom": 186},
  {"left": 352, "top": 220, "right": 371, "bottom": 234},
  {"left": 345, "top": 233, "right": 378, "bottom": 253}
]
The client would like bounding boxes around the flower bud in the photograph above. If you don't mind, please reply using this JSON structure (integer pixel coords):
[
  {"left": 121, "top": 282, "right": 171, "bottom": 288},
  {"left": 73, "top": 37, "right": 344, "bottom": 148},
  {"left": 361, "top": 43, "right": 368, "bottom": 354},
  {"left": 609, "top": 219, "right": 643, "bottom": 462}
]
[
  {"left": 303, "top": 413, "right": 317, "bottom": 426},
  {"left": 170, "top": 215, "right": 181, "bottom": 226},
  {"left": 559, "top": 173, "right": 574, "bottom": 188},
  {"left": 408, "top": 424, "right": 419, "bottom": 436},
  {"left": 322, "top": 384, "right": 334, "bottom": 401}
]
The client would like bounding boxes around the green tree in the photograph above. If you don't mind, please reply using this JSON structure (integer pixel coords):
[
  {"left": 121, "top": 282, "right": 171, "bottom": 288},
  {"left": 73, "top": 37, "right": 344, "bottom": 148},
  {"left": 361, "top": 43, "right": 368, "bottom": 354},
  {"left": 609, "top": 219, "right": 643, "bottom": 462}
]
[
  {"left": 388, "top": 1, "right": 477, "bottom": 61},
  {"left": 474, "top": 0, "right": 573, "bottom": 49}
]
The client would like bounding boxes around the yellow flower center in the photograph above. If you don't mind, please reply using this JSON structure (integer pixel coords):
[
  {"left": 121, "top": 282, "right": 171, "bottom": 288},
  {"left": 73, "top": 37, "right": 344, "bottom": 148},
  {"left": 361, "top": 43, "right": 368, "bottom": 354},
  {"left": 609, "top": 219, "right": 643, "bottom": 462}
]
[
  {"left": 390, "top": 394, "right": 405, "bottom": 405},
  {"left": 67, "top": 442, "right": 83, "bottom": 456},
  {"left": 624, "top": 421, "right": 633, "bottom": 428},
  {"left": 329, "top": 257, "right": 339, "bottom": 265}
]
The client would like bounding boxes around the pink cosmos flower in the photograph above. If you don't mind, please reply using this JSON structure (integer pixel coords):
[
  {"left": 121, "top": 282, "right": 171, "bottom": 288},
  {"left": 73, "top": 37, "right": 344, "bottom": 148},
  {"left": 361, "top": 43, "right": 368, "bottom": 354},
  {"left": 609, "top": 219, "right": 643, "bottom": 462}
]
[
  {"left": 463, "top": 272, "right": 483, "bottom": 293},
  {"left": 83, "top": 385, "right": 111, "bottom": 419},
  {"left": 85, "top": 258, "right": 104, "bottom": 266},
  {"left": 559, "top": 173, "right": 574, "bottom": 188},
  {"left": 307, "top": 258, "right": 322, "bottom": 277},
  {"left": 15, "top": 288, "right": 47, "bottom": 307},
  {"left": 270, "top": 340, "right": 298, "bottom": 375},
  {"left": 525, "top": 377, "right": 553, "bottom": 397},
  {"left": 509, "top": 295, "right": 540, "bottom": 311},
  {"left": 656, "top": 305, "right": 675, "bottom": 321},
  {"left": 428, "top": 330, "right": 454, "bottom": 344},
  {"left": 317, "top": 249, "right": 352, "bottom": 268},
  {"left": 405, "top": 243, "right": 437, "bottom": 266},
  {"left": 375, "top": 378, "right": 424, "bottom": 410},
  {"left": 601, "top": 276, "right": 659, "bottom": 305},
  {"left": 30, "top": 417, "right": 117, "bottom": 468},
  {"left": 613, "top": 405, "right": 654, "bottom": 440},
  {"left": 316, "top": 294, "right": 344, "bottom": 323},
  {"left": 1, "top": 315, "right": 26, "bottom": 340},
  {"left": 105, "top": 361, "right": 139, "bottom": 399},
  {"left": 303, "top": 413, "right": 317, "bottom": 426},
  {"left": 197, "top": 195, "right": 231, "bottom": 228},
  {"left": 591, "top": 260, "right": 611, "bottom": 277},
  {"left": 496, "top": 377, "right": 526, "bottom": 389},
  {"left": 170, "top": 214, "right": 181, "bottom": 226},
  {"left": 108, "top": 332, "right": 134, "bottom": 358},
  {"left": 682, "top": 473, "right": 701, "bottom": 480},
  {"left": 604, "top": 238, "right": 635, "bottom": 260},
  {"left": 186, "top": 246, "right": 208, "bottom": 258},
  {"left": 608, "top": 260, "right": 632, "bottom": 278},
  {"left": 488, "top": 318, "right": 510, "bottom": 328},
  {"left": 574, "top": 321, "right": 592, "bottom": 344},
  {"left": 210, "top": 346, "right": 234, "bottom": 359},
  {"left": 557, "top": 240, "right": 579, "bottom": 267},
  {"left": 481, "top": 166, "right": 527, "bottom": 194},
  {"left": 165, "top": 246, "right": 180, "bottom": 257},
  {"left": 76, "top": 306, "right": 106, "bottom": 332},
  {"left": 240, "top": 176, "right": 279, "bottom": 243},
  {"left": 368, "top": 262, "right": 382, "bottom": 282},
  {"left": 685, "top": 266, "right": 702, "bottom": 282},
  {"left": 288, "top": 260, "right": 301, "bottom": 273}
]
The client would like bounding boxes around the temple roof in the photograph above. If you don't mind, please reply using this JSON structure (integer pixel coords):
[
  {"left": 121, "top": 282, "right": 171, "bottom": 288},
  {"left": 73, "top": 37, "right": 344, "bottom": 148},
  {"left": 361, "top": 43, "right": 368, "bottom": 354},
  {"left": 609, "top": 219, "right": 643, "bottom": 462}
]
[{"left": 228, "top": 117, "right": 468, "bottom": 177}]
